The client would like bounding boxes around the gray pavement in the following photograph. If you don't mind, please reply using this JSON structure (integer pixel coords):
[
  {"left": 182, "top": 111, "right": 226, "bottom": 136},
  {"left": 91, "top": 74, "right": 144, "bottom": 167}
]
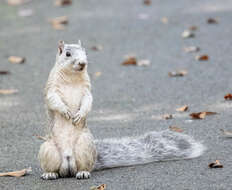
[{"left": 1, "top": 0, "right": 232, "bottom": 189}]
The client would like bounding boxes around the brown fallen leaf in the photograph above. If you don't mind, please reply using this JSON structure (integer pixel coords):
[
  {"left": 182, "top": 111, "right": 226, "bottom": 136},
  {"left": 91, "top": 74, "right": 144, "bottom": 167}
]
[
  {"left": 90, "top": 184, "right": 106, "bottom": 190},
  {"left": 143, "top": 0, "right": 151, "bottom": 5},
  {"left": 189, "top": 25, "right": 198, "bottom": 31},
  {"left": 7, "top": 0, "right": 30, "bottom": 6},
  {"left": 0, "top": 89, "right": 18, "bottom": 95},
  {"left": 163, "top": 114, "right": 173, "bottom": 120},
  {"left": 176, "top": 105, "right": 188, "bottom": 112},
  {"left": 91, "top": 45, "right": 103, "bottom": 51},
  {"left": 0, "top": 167, "right": 32, "bottom": 177},
  {"left": 208, "top": 160, "right": 223, "bottom": 168},
  {"left": 49, "top": 16, "right": 68, "bottom": 30},
  {"left": 207, "top": 18, "right": 218, "bottom": 24},
  {"left": 168, "top": 70, "right": 187, "bottom": 77},
  {"left": 55, "top": 0, "right": 72, "bottom": 6},
  {"left": 183, "top": 46, "right": 200, "bottom": 53},
  {"left": 189, "top": 111, "right": 217, "bottom": 119},
  {"left": 0, "top": 71, "right": 10, "bottom": 75},
  {"left": 161, "top": 17, "right": 168, "bottom": 24},
  {"left": 182, "top": 30, "right": 195, "bottom": 38},
  {"left": 220, "top": 129, "right": 232, "bottom": 138},
  {"left": 137, "top": 59, "right": 150, "bottom": 66},
  {"left": 169, "top": 126, "right": 183, "bottom": 133},
  {"left": 224, "top": 93, "right": 232, "bottom": 100},
  {"left": 8, "top": 56, "right": 25, "bottom": 64},
  {"left": 94, "top": 71, "right": 102, "bottom": 77},
  {"left": 122, "top": 56, "right": 137, "bottom": 66},
  {"left": 195, "top": 54, "right": 209, "bottom": 61}
]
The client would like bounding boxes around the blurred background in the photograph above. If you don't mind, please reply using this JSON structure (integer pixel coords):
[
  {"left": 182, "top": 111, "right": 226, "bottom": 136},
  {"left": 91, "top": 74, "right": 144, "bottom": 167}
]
[{"left": 1, "top": 0, "right": 232, "bottom": 189}]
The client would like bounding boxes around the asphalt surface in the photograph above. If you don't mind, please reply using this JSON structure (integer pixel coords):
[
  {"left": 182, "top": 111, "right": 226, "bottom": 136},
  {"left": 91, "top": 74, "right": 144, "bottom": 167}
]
[{"left": 1, "top": 0, "right": 232, "bottom": 189}]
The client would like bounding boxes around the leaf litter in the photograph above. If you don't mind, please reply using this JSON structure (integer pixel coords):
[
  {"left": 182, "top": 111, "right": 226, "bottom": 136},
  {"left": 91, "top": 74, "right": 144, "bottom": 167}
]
[
  {"left": 224, "top": 93, "right": 232, "bottom": 100},
  {"left": 49, "top": 16, "right": 68, "bottom": 30},
  {"left": 0, "top": 167, "right": 32, "bottom": 177},
  {"left": 182, "top": 30, "right": 195, "bottom": 38},
  {"left": 0, "top": 89, "right": 18, "bottom": 95},
  {"left": 122, "top": 56, "right": 150, "bottom": 67},
  {"left": 189, "top": 111, "right": 217, "bottom": 119},
  {"left": 90, "top": 184, "right": 106, "bottom": 190},
  {"left": 220, "top": 129, "right": 232, "bottom": 138},
  {"left": 208, "top": 160, "right": 223, "bottom": 168},
  {"left": 183, "top": 46, "right": 200, "bottom": 53},
  {"left": 176, "top": 105, "right": 188, "bottom": 112},
  {"left": 195, "top": 55, "right": 209, "bottom": 61},
  {"left": 8, "top": 56, "right": 25, "bottom": 64},
  {"left": 163, "top": 114, "right": 173, "bottom": 120},
  {"left": 55, "top": 0, "right": 72, "bottom": 6},
  {"left": 0, "top": 71, "right": 10, "bottom": 75},
  {"left": 168, "top": 70, "right": 187, "bottom": 77},
  {"left": 169, "top": 126, "right": 183, "bottom": 133}
]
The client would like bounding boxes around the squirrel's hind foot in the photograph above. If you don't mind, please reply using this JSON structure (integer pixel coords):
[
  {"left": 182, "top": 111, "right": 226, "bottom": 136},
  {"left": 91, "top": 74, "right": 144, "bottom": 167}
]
[
  {"left": 76, "top": 171, "right": 90, "bottom": 179},
  {"left": 41, "top": 172, "right": 59, "bottom": 180}
]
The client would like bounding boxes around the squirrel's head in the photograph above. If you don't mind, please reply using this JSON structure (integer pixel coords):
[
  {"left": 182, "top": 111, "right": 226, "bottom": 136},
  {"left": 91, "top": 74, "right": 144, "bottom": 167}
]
[{"left": 56, "top": 40, "right": 88, "bottom": 72}]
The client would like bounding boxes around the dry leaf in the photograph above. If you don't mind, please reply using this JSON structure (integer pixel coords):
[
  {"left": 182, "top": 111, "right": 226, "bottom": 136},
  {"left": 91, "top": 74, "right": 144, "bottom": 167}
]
[
  {"left": 220, "top": 129, "right": 232, "bottom": 138},
  {"left": 55, "top": 0, "right": 72, "bottom": 6},
  {"left": 91, "top": 45, "right": 103, "bottom": 51},
  {"left": 208, "top": 160, "right": 223, "bottom": 168},
  {"left": 224, "top": 93, "right": 232, "bottom": 100},
  {"left": 168, "top": 70, "right": 187, "bottom": 77},
  {"left": 195, "top": 54, "right": 209, "bottom": 61},
  {"left": 90, "top": 184, "right": 106, "bottom": 190},
  {"left": 207, "top": 18, "right": 218, "bottom": 24},
  {"left": 18, "top": 9, "right": 33, "bottom": 17},
  {"left": 0, "top": 167, "right": 31, "bottom": 177},
  {"left": 7, "top": 0, "right": 30, "bottom": 6},
  {"left": 33, "top": 134, "right": 47, "bottom": 141},
  {"left": 163, "top": 114, "right": 173, "bottom": 120},
  {"left": 189, "top": 25, "right": 198, "bottom": 31},
  {"left": 169, "top": 126, "right": 183, "bottom": 133},
  {"left": 49, "top": 16, "right": 68, "bottom": 30},
  {"left": 176, "top": 105, "right": 188, "bottom": 112},
  {"left": 137, "top": 59, "right": 150, "bottom": 66},
  {"left": 183, "top": 46, "right": 200, "bottom": 53},
  {"left": 8, "top": 56, "right": 25, "bottom": 64},
  {"left": 161, "top": 17, "right": 168, "bottom": 24},
  {"left": 94, "top": 72, "right": 102, "bottom": 77},
  {"left": 122, "top": 56, "right": 137, "bottom": 66},
  {"left": 189, "top": 111, "right": 217, "bottom": 119},
  {"left": 0, "top": 71, "right": 10, "bottom": 75},
  {"left": 143, "top": 0, "right": 151, "bottom": 5},
  {"left": 0, "top": 89, "right": 18, "bottom": 95},
  {"left": 182, "top": 30, "right": 195, "bottom": 38}
]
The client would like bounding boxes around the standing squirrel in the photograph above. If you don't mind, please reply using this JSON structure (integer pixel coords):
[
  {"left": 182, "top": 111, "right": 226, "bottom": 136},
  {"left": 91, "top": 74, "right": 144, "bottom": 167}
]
[{"left": 38, "top": 41, "right": 205, "bottom": 180}]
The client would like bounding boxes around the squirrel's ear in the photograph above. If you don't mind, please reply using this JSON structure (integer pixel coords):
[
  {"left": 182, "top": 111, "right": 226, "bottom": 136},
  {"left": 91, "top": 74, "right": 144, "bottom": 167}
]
[
  {"left": 78, "top": 40, "right": 82, "bottom": 47},
  {"left": 58, "top": 40, "right": 64, "bottom": 55}
]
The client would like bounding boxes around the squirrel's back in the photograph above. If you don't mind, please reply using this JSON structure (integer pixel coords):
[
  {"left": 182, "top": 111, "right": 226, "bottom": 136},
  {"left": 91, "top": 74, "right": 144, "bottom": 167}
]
[{"left": 94, "top": 130, "right": 205, "bottom": 170}]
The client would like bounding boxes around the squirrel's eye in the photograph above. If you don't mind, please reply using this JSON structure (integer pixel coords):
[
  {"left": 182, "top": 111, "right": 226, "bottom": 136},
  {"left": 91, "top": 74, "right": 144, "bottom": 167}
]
[{"left": 66, "top": 52, "right": 71, "bottom": 57}]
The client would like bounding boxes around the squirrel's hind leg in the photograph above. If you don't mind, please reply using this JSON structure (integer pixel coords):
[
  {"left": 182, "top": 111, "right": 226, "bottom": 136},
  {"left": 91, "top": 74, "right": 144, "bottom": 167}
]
[
  {"left": 38, "top": 140, "right": 61, "bottom": 180},
  {"left": 74, "top": 131, "right": 97, "bottom": 179}
]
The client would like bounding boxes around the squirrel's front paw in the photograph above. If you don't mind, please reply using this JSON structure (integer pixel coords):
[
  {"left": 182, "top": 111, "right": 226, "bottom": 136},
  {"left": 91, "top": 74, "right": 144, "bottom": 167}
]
[
  {"left": 72, "top": 111, "right": 84, "bottom": 125},
  {"left": 61, "top": 108, "right": 72, "bottom": 120}
]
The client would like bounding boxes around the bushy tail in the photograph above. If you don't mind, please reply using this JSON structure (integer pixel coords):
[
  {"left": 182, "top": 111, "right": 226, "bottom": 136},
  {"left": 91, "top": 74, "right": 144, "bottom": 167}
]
[{"left": 94, "top": 130, "right": 205, "bottom": 170}]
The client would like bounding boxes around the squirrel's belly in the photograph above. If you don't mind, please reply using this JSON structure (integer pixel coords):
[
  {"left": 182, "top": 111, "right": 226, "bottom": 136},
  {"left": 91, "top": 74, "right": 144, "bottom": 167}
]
[
  {"left": 61, "top": 85, "right": 83, "bottom": 113},
  {"left": 52, "top": 113, "right": 81, "bottom": 148}
]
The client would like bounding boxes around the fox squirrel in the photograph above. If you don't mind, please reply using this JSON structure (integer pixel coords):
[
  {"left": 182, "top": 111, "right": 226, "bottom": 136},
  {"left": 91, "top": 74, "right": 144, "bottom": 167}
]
[{"left": 38, "top": 41, "right": 205, "bottom": 180}]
